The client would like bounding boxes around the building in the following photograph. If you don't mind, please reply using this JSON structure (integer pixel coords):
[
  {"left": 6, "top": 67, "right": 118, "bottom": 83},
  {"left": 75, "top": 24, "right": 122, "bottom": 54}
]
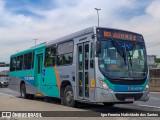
[{"left": 147, "top": 55, "right": 156, "bottom": 69}]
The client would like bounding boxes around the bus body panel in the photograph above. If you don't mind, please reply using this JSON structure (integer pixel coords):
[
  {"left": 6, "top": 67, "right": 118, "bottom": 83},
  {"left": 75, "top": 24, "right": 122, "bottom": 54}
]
[
  {"left": 42, "top": 67, "right": 60, "bottom": 97},
  {"left": 9, "top": 43, "right": 46, "bottom": 96},
  {"left": 9, "top": 27, "right": 149, "bottom": 104},
  {"left": 94, "top": 68, "right": 149, "bottom": 102},
  {"left": 94, "top": 27, "right": 149, "bottom": 103}
]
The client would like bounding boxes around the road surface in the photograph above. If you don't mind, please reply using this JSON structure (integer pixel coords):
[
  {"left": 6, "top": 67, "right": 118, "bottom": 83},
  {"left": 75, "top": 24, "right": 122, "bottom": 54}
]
[{"left": 0, "top": 88, "right": 160, "bottom": 120}]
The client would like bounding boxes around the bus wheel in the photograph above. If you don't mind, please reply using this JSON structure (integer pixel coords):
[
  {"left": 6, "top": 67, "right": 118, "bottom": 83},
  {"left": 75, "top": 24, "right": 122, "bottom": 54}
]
[
  {"left": 20, "top": 84, "right": 29, "bottom": 99},
  {"left": 103, "top": 102, "right": 115, "bottom": 107},
  {"left": 64, "top": 85, "right": 78, "bottom": 107}
]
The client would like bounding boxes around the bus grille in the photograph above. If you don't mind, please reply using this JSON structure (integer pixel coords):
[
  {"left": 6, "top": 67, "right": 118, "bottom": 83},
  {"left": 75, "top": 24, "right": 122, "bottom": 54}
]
[
  {"left": 115, "top": 93, "right": 143, "bottom": 101},
  {"left": 109, "top": 79, "right": 145, "bottom": 85}
]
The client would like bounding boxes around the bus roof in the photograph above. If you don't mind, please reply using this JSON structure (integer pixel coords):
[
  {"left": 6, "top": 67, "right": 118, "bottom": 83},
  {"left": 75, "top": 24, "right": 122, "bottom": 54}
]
[
  {"left": 10, "top": 26, "right": 143, "bottom": 57},
  {"left": 46, "top": 27, "right": 95, "bottom": 47},
  {"left": 11, "top": 42, "right": 46, "bottom": 57},
  {"left": 46, "top": 26, "right": 143, "bottom": 46}
]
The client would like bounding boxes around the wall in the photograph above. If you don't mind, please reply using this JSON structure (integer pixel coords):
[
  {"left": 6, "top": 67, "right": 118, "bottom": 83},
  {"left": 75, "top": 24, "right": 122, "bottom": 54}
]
[
  {"left": 149, "top": 78, "right": 160, "bottom": 92},
  {"left": 149, "top": 69, "right": 160, "bottom": 92}
]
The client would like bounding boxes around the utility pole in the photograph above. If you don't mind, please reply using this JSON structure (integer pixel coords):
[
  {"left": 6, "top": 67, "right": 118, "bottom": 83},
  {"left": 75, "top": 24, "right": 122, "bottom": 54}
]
[
  {"left": 95, "top": 8, "right": 101, "bottom": 27},
  {"left": 33, "top": 39, "right": 38, "bottom": 46}
]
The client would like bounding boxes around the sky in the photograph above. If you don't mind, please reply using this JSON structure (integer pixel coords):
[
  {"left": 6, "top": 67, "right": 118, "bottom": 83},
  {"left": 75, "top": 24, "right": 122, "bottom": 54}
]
[{"left": 0, "top": 0, "right": 160, "bottom": 63}]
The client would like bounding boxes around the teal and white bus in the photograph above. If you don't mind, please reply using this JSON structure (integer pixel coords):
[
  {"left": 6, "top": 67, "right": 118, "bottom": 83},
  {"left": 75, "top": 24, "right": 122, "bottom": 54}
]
[{"left": 9, "top": 27, "right": 149, "bottom": 107}]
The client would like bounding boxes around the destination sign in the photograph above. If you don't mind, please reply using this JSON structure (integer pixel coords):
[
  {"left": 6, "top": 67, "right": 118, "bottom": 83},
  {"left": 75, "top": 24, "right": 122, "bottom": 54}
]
[
  {"left": 104, "top": 31, "right": 137, "bottom": 41},
  {"left": 97, "top": 28, "right": 144, "bottom": 42}
]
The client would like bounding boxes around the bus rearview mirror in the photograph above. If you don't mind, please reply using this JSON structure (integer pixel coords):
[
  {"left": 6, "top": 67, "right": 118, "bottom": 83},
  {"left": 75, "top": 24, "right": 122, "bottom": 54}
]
[{"left": 96, "top": 41, "right": 101, "bottom": 55}]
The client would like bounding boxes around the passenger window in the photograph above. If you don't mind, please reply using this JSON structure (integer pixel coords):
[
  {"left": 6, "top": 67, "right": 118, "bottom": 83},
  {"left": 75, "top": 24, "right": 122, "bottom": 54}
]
[
  {"left": 57, "top": 41, "right": 73, "bottom": 65},
  {"left": 16, "top": 55, "right": 23, "bottom": 70},
  {"left": 10, "top": 57, "right": 17, "bottom": 71},
  {"left": 24, "top": 52, "right": 33, "bottom": 70},
  {"left": 45, "top": 45, "right": 56, "bottom": 67}
]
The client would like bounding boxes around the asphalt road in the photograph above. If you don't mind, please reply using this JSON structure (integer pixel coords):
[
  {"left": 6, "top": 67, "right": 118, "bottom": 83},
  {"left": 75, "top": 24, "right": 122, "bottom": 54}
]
[{"left": 0, "top": 87, "right": 160, "bottom": 120}]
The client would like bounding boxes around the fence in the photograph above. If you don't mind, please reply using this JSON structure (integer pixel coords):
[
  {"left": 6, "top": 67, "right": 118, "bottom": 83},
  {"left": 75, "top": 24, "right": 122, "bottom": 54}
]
[{"left": 149, "top": 69, "right": 160, "bottom": 92}]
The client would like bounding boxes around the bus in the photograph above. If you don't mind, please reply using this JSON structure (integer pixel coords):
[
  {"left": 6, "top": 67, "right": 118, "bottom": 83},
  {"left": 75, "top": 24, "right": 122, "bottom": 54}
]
[{"left": 9, "top": 27, "right": 149, "bottom": 107}]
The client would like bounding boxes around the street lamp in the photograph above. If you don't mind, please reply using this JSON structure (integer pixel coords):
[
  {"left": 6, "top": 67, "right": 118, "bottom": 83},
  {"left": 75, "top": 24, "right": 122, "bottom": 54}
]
[
  {"left": 33, "top": 39, "right": 38, "bottom": 46},
  {"left": 95, "top": 8, "right": 101, "bottom": 27}
]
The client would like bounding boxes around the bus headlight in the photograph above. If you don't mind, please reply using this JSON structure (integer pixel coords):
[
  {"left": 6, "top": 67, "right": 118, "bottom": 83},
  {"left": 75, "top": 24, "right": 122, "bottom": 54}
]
[
  {"left": 99, "top": 78, "right": 110, "bottom": 90},
  {"left": 145, "top": 84, "right": 149, "bottom": 90},
  {"left": 101, "top": 81, "right": 109, "bottom": 89}
]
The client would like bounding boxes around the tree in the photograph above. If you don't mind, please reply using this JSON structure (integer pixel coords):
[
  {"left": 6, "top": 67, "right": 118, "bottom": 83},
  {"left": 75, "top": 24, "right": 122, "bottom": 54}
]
[{"left": 155, "top": 58, "right": 160, "bottom": 63}]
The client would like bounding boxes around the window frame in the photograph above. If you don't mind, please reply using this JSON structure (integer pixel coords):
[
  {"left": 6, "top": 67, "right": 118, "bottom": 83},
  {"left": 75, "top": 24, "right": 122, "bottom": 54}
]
[
  {"left": 56, "top": 40, "right": 74, "bottom": 66},
  {"left": 10, "top": 57, "right": 17, "bottom": 72},
  {"left": 45, "top": 45, "right": 57, "bottom": 68},
  {"left": 23, "top": 52, "right": 34, "bottom": 70},
  {"left": 16, "top": 55, "right": 24, "bottom": 71},
  {"left": 10, "top": 52, "right": 34, "bottom": 72}
]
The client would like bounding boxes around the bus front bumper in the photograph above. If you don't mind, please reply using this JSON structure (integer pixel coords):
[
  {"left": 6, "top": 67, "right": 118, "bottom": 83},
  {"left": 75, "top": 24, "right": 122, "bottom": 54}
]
[{"left": 95, "top": 88, "right": 149, "bottom": 103}]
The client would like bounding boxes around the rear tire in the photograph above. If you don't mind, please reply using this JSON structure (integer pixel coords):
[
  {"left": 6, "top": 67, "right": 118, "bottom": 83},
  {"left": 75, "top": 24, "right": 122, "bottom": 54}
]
[
  {"left": 63, "top": 85, "right": 78, "bottom": 107},
  {"left": 20, "top": 84, "right": 30, "bottom": 99}
]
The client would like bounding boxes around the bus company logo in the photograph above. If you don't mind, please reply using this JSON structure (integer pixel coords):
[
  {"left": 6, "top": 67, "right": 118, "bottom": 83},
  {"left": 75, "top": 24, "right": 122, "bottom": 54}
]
[
  {"left": 1, "top": 112, "right": 42, "bottom": 118},
  {"left": 128, "top": 86, "right": 142, "bottom": 91},
  {"left": 1, "top": 112, "right": 12, "bottom": 118},
  {"left": 24, "top": 76, "right": 34, "bottom": 81}
]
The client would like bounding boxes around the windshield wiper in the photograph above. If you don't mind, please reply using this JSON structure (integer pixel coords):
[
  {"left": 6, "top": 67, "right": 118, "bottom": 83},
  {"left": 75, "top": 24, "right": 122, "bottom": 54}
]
[
  {"left": 125, "top": 43, "right": 136, "bottom": 67},
  {"left": 110, "top": 38, "right": 127, "bottom": 65},
  {"left": 127, "top": 50, "right": 133, "bottom": 67}
]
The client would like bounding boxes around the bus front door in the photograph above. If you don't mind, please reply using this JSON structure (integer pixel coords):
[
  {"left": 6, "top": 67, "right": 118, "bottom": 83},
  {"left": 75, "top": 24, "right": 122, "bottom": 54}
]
[{"left": 77, "top": 41, "right": 95, "bottom": 101}]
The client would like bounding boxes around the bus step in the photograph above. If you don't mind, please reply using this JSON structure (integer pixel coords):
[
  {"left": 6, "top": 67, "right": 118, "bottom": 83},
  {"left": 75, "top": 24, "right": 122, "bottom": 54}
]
[{"left": 35, "top": 93, "right": 44, "bottom": 97}]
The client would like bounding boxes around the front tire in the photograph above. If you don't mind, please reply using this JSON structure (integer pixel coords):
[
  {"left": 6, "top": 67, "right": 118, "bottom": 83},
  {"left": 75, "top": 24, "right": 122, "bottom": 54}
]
[{"left": 63, "top": 85, "right": 78, "bottom": 107}]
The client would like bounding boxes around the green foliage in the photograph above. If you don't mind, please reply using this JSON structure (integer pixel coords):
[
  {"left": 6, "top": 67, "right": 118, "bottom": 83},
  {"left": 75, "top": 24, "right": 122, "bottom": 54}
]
[{"left": 155, "top": 58, "right": 160, "bottom": 63}]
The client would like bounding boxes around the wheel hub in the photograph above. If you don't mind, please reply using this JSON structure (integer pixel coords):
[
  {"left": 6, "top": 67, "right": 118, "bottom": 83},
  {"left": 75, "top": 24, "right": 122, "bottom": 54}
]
[{"left": 65, "top": 91, "right": 73, "bottom": 104}]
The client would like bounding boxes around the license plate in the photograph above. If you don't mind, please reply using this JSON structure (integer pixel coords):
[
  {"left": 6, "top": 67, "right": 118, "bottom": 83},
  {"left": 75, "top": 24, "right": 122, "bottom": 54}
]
[{"left": 125, "top": 98, "right": 134, "bottom": 102}]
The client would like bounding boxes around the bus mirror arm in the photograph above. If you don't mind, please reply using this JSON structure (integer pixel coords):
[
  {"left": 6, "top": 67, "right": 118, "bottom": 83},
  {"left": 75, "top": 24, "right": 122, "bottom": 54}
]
[{"left": 96, "top": 41, "right": 101, "bottom": 56}]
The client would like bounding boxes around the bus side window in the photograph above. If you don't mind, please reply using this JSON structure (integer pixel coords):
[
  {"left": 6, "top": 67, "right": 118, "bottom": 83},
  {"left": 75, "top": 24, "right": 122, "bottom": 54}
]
[
  {"left": 24, "top": 52, "right": 33, "bottom": 70},
  {"left": 45, "top": 45, "right": 56, "bottom": 67},
  {"left": 57, "top": 40, "right": 73, "bottom": 66},
  {"left": 16, "top": 55, "right": 23, "bottom": 71},
  {"left": 90, "top": 43, "right": 94, "bottom": 68},
  {"left": 10, "top": 57, "right": 17, "bottom": 71}
]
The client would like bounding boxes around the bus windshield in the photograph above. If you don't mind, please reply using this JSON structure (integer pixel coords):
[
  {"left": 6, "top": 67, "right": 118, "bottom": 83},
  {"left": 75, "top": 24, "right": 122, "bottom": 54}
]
[{"left": 98, "top": 39, "right": 147, "bottom": 78}]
